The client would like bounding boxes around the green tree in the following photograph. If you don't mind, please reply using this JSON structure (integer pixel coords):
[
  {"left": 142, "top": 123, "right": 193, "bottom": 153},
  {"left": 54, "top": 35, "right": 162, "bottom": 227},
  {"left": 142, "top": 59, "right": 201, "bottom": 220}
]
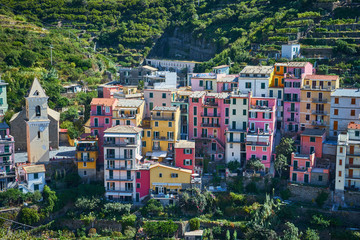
[
  {"left": 275, "top": 138, "right": 296, "bottom": 163},
  {"left": 275, "top": 154, "right": 287, "bottom": 178},
  {"left": 189, "top": 218, "right": 200, "bottom": 231},
  {"left": 282, "top": 222, "right": 300, "bottom": 240},
  {"left": 20, "top": 50, "right": 37, "bottom": 67},
  {"left": 18, "top": 208, "right": 40, "bottom": 225},
  {"left": 42, "top": 185, "right": 57, "bottom": 215},
  {"left": 32, "top": 191, "right": 42, "bottom": 202},
  {"left": 227, "top": 160, "right": 241, "bottom": 172},
  {"left": 303, "top": 228, "right": 320, "bottom": 240},
  {"left": 103, "top": 202, "right": 131, "bottom": 220},
  {"left": 81, "top": 212, "right": 96, "bottom": 228},
  {"left": 246, "top": 158, "right": 265, "bottom": 172},
  {"left": 226, "top": 230, "right": 231, "bottom": 240},
  {"left": 315, "top": 191, "right": 329, "bottom": 208},
  {"left": 75, "top": 197, "right": 100, "bottom": 212},
  {"left": 141, "top": 199, "right": 164, "bottom": 217}
]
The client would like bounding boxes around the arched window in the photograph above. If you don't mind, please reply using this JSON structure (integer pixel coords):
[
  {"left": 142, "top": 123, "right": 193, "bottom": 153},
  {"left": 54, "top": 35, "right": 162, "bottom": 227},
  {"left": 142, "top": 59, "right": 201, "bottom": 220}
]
[{"left": 35, "top": 106, "right": 41, "bottom": 117}]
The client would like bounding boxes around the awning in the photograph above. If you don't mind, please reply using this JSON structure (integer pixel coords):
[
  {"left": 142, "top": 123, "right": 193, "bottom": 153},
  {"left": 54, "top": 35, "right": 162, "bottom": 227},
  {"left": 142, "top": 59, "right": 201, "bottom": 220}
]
[
  {"left": 147, "top": 151, "right": 167, "bottom": 158},
  {"left": 78, "top": 141, "right": 96, "bottom": 144},
  {"left": 152, "top": 182, "right": 182, "bottom": 186}
]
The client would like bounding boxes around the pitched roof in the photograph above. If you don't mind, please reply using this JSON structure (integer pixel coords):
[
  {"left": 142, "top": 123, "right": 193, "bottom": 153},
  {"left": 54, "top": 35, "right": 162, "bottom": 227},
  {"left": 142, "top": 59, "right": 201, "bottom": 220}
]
[
  {"left": 27, "top": 78, "right": 47, "bottom": 98},
  {"left": 213, "top": 65, "right": 229, "bottom": 69},
  {"left": 175, "top": 140, "right": 195, "bottom": 149},
  {"left": 153, "top": 106, "right": 178, "bottom": 111},
  {"left": 301, "top": 128, "right": 325, "bottom": 136},
  {"left": 331, "top": 89, "right": 360, "bottom": 97},
  {"left": 240, "top": 66, "right": 274, "bottom": 75},
  {"left": 348, "top": 123, "right": 360, "bottom": 130},
  {"left": 90, "top": 98, "right": 117, "bottom": 106},
  {"left": 104, "top": 125, "right": 142, "bottom": 133},
  {"left": 23, "top": 164, "right": 46, "bottom": 174},
  {"left": 48, "top": 108, "right": 60, "bottom": 121},
  {"left": 116, "top": 99, "right": 144, "bottom": 108},
  {"left": 190, "top": 91, "right": 206, "bottom": 98},
  {"left": 149, "top": 163, "right": 192, "bottom": 173},
  {"left": 142, "top": 65, "right": 158, "bottom": 71},
  {"left": 305, "top": 75, "right": 339, "bottom": 81}
]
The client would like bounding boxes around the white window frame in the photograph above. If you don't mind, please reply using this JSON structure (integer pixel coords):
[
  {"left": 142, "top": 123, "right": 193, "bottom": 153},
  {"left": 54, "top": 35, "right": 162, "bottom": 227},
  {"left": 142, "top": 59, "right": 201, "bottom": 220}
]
[
  {"left": 184, "top": 159, "right": 191, "bottom": 166},
  {"left": 105, "top": 106, "right": 110, "bottom": 113},
  {"left": 263, "top": 147, "right": 267, "bottom": 152},
  {"left": 251, "top": 146, "right": 256, "bottom": 151}
]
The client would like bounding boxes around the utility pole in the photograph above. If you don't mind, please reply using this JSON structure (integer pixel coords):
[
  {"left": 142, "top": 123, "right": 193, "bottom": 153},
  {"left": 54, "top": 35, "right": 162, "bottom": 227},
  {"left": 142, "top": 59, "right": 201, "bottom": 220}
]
[{"left": 50, "top": 45, "right": 53, "bottom": 65}]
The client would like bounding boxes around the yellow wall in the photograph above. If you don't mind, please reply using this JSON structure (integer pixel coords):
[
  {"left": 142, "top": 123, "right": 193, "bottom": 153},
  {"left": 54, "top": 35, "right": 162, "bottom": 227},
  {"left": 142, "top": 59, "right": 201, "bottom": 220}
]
[
  {"left": 77, "top": 151, "right": 97, "bottom": 170},
  {"left": 270, "top": 65, "right": 286, "bottom": 88},
  {"left": 142, "top": 127, "right": 153, "bottom": 154},
  {"left": 123, "top": 86, "right": 138, "bottom": 95},
  {"left": 149, "top": 164, "right": 192, "bottom": 190},
  {"left": 112, "top": 102, "right": 145, "bottom": 127}
]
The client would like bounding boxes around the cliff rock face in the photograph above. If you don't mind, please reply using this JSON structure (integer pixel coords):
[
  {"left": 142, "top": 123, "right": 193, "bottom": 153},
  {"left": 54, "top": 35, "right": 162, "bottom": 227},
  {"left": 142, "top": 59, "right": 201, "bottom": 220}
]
[{"left": 149, "top": 27, "right": 217, "bottom": 61}]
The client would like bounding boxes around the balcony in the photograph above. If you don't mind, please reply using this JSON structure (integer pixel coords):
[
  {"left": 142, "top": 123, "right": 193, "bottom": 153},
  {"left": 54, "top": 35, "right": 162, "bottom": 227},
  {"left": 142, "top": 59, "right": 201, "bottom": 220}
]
[
  {"left": 312, "top": 120, "right": 327, "bottom": 126},
  {"left": 312, "top": 98, "right": 328, "bottom": 103},
  {"left": 115, "top": 114, "right": 136, "bottom": 119},
  {"left": 292, "top": 166, "right": 310, "bottom": 172},
  {"left": 345, "top": 175, "right": 360, "bottom": 180},
  {"left": 90, "top": 124, "right": 104, "bottom": 128},
  {"left": 284, "top": 98, "right": 299, "bottom": 102},
  {"left": 311, "top": 110, "right": 327, "bottom": 115},
  {"left": 303, "top": 85, "right": 335, "bottom": 91},
  {"left": 287, "top": 108, "right": 298, "bottom": 112},
  {"left": 105, "top": 155, "right": 133, "bottom": 160},
  {"left": 346, "top": 164, "right": 360, "bottom": 168},
  {"left": 106, "top": 188, "right": 133, "bottom": 193},
  {"left": 104, "top": 141, "right": 137, "bottom": 147},
  {"left": 203, "top": 101, "right": 218, "bottom": 107},
  {"left": 287, "top": 118, "right": 298, "bottom": 123},
  {"left": 201, "top": 123, "right": 220, "bottom": 128},
  {"left": 106, "top": 166, "right": 133, "bottom": 170},
  {"left": 201, "top": 113, "right": 220, "bottom": 117},
  {"left": 77, "top": 158, "right": 95, "bottom": 162},
  {"left": 249, "top": 105, "right": 272, "bottom": 111},
  {"left": 91, "top": 112, "right": 112, "bottom": 116},
  {"left": 181, "top": 108, "right": 188, "bottom": 114},
  {"left": 151, "top": 116, "right": 175, "bottom": 121},
  {"left": 106, "top": 177, "right": 134, "bottom": 182},
  {"left": 153, "top": 136, "right": 174, "bottom": 141},
  {"left": 76, "top": 146, "right": 98, "bottom": 151},
  {"left": 0, "top": 151, "right": 12, "bottom": 156}
]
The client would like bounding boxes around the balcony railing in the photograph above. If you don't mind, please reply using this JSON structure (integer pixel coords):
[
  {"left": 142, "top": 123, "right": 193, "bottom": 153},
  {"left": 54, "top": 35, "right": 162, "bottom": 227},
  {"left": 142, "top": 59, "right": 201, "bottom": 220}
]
[
  {"left": 115, "top": 114, "right": 136, "bottom": 119},
  {"left": 346, "top": 164, "right": 360, "bottom": 168},
  {"left": 303, "top": 85, "right": 335, "bottom": 91},
  {"left": 203, "top": 101, "right": 218, "bottom": 107},
  {"left": 201, "top": 113, "right": 220, "bottom": 117},
  {"left": 284, "top": 98, "right": 299, "bottom": 102},
  {"left": 104, "top": 141, "right": 136, "bottom": 147},
  {"left": 106, "top": 177, "right": 134, "bottom": 181},
  {"left": 287, "top": 118, "right": 298, "bottom": 123},
  {"left": 106, "top": 166, "right": 133, "bottom": 170},
  {"left": 151, "top": 116, "right": 175, "bottom": 121},
  {"left": 106, "top": 188, "right": 133, "bottom": 193},
  {"left": 312, "top": 120, "right": 327, "bottom": 126},
  {"left": 76, "top": 146, "right": 98, "bottom": 151},
  {"left": 77, "top": 158, "right": 95, "bottom": 162},
  {"left": 201, "top": 123, "right": 220, "bottom": 128},
  {"left": 287, "top": 108, "right": 298, "bottom": 112},
  {"left": 311, "top": 110, "right": 327, "bottom": 115},
  {"left": 106, "top": 155, "right": 133, "bottom": 160},
  {"left": 312, "top": 98, "right": 328, "bottom": 103}
]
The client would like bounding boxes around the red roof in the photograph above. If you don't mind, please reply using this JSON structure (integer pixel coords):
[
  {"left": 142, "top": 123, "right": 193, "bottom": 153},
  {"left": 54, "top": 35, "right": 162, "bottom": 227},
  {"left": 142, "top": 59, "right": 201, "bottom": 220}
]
[
  {"left": 59, "top": 129, "right": 68, "bottom": 133},
  {"left": 348, "top": 123, "right": 360, "bottom": 130},
  {"left": 90, "top": 98, "right": 117, "bottom": 106},
  {"left": 305, "top": 75, "right": 339, "bottom": 81}
]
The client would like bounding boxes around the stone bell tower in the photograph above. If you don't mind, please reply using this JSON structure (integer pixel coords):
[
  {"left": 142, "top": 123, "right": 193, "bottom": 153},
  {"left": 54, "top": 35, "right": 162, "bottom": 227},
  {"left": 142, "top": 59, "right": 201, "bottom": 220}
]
[{"left": 25, "top": 78, "right": 50, "bottom": 163}]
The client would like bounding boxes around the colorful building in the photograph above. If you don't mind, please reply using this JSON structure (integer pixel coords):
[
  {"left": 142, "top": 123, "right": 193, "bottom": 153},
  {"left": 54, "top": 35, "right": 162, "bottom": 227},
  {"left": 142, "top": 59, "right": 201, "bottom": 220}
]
[
  {"left": 330, "top": 89, "right": 360, "bottom": 137},
  {"left": 225, "top": 90, "right": 249, "bottom": 164},
  {"left": 216, "top": 75, "right": 238, "bottom": 93},
  {"left": 174, "top": 140, "right": 196, "bottom": 171},
  {"left": 246, "top": 96, "right": 277, "bottom": 170},
  {"left": 76, "top": 135, "right": 98, "bottom": 182},
  {"left": 103, "top": 125, "right": 143, "bottom": 202},
  {"left": 190, "top": 73, "right": 221, "bottom": 92},
  {"left": 335, "top": 123, "right": 360, "bottom": 191},
  {"left": 0, "top": 122, "right": 15, "bottom": 191},
  {"left": 112, "top": 99, "right": 145, "bottom": 127},
  {"left": 237, "top": 66, "right": 274, "bottom": 97},
  {"left": 290, "top": 152, "right": 316, "bottom": 184},
  {"left": 0, "top": 80, "right": 8, "bottom": 118},
  {"left": 300, "top": 128, "right": 326, "bottom": 159},
  {"left": 283, "top": 62, "right": 313, "bottom": 132},
  {"left": 90, "top": 98, "right": 117, "bottom": 164},
  {"left": 18, "top": 164, "right": 46, "bottom": 193},
  {"left": 300, "top": 74, "right": 339, "bottom": 133},
  {"left": 135, "top": 166, "right": 150, "bottom": 202},
  {"left": 171, "top": 90, "right": 192, "bottom": 140},
  {"left": 143, "top": 89, "right": 176, "bottom": 118}
]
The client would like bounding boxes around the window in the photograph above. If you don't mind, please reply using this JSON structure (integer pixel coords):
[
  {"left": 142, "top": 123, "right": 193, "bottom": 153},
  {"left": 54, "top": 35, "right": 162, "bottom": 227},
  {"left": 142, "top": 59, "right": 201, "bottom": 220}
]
[
  {"left": 310, "top": 137, "right": 316, "bottom": 142},
  {"left": 142, "top": 141, "right": 146, "bottom": 147},
  {"left": 115, "top": 120, "right": 120, "bottom": 125},
  {"left": 83, "top": 162, "right": 87, "bottom": 167},
  {"left": 162, "top": 103, "right": 166, "bottom": 106},
  {"left": 243, "top": 109, "right": 246, "bottom": 116},
  {"left": 334, "top": 98, "right": 339, "bottom": 104},
  {"left": 94, "top": 130, "right": 98, "bottom": 136},
  {"left": 168, "top": 122, "right": 172, "bottom": 127},
  {"left": 154, "top": 121, "right": 159, "bottom": 127},
  {"left": 34, "top": 184, "right": 39, "bottom": 191},
  {"left": 137, "top": 183, "right": 141, "bottom": 188},
  {"left": 276, "top": 66, "right": 280, "bottom": 72},
  {"left": 38, "top": 131, "right": 41, "bottom": 139},
  {"left": 136, "top": 172, "right": 141, "bottom": 179},
  {"left": 339, "top": 147, "right": 343, "bottom": 153},
  {"left": 199, "top": 80, "right": 203, "bottom": 87},
  {"left": 184, "top": 149, "right": 191, "bottom": 154},
  {"left": 192, "top": 98, "right": 199, "bottom": 103},
  {"left": 105, "top": 107, "right": 110, "bottom": 113},
  {"left": 243, "top": 99, "right": 247, "bottom": 105},
  {"left": 251, "top": 146, "right": 256, "bottom": 151},
  {"left": 232, "top": 109, "right": 236, "bottom": 115},
  {"left": 269, "top": 90, "right": 273, "bottom": 97},
  {"left": 245, "top": 82, "right": 251, "bottom": 88},
  {"left": 149, "top": 92, "right": 153, "bottom": 98},
  {"left": 0, "top": 98, "right": 3, "bottom": 105},
  {"left": 306, "top": 92, "right": 311, "bottom": 98},
  {"left": 147, "top": 131, "right": 151, "bottom": 137},
  {"left": 159, "top": 173, "right": 162, "bottom": 178},
  {"left": 230, "top": 143, "right": 233, "bottom": 149},
  {"left": 351, "top": 110, "right": 356, "bottom": 116},
  {"left": 318, "top": 176, "right": 323, "bottom": 182},
  {"left": 232, "top": 98, "right": 236, "bottom": 105},
  {"left": 184, "top": 159, "right": 192, "bottom": 165},
  {"left": 193, "top": 106, "right": 197, "bottom": 115},
  {"left": 356, "top": 131, "right": 360, "bottom": 137},
  {"left": 35, "top": 106, "right": 41, "bottom": 117},
  {"left": 338, "top": 171, "right": 342, "bottom": 177},
  {"left": 194, "top": 128, "right": 197, "bottom": 137},
  {"left": 334, "top": 109, "right": 338, "bottom": 115},
  {"left": 262, "top": 155, "right": 267, "bottom": 161},
  {"left": 351, "top": 98, "right": 356, "bottom": 104},
  {"left": 149, "top": 102, "right": 153, "bottom": 110},
  {"left": 162, "top": 93, "right": 166, "bottom": 99},
  {"left": 306, "top": 103, "right": 310, "bottom": 110},
  {"left": 34, "top": 173, "right": 39, "bottom": 179},
  {"left": 261, "top": 82, "right": 265, "bottom": 89},
  {"left": 225, "top": 108, "right": 229, "bottom": 117},
  {"left": 105, "top": 118, "right": 110, "bottom": 124},
  {"left": 339, "top": 159, "right": 342, "bottom": 165},
  {"left": 263, "top": 147, "right": 267, "bottom": 152},
  {"left": 306, "top": 115, "right": 310, "bottom": 121},
  {"left": 278, "top": 90, "right": 282, "bottom": 99},
  {"left": 251, "top": 154, "right": 256, "bottom": 159},
  {"left": 171, "top": 173, "right": 178, "bottom": 178},
  {"left": 193, "top": 117, "right": 197, "bottom": 126}
]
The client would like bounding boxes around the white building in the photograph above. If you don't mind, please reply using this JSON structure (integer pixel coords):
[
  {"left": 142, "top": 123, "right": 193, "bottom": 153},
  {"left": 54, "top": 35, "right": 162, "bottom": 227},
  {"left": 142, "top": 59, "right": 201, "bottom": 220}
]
[
  {"left": 104, "top": 125, "right": 142, "bottom": 202},
  {"left": 145, "top": 59, "right": 200, "bottom": 73},
  {"left": 281, "top": 44, "right": 301, "bottom": 60},
  {"left": 18, "top": 164, "right": 46, "bottom": 193},
  {"left": 238, "top": 66, "right": 274, "bottom": 97},
  {"left": 225, "top": 90, "right": 249, "bottom": 164},
  {"left": 330, "top": 89, "right": 360, "bottom": 137},
  {"left": 269, "top": 87, "right": 284, "bottom": 129},
  {"left": 144, "top": 71, "right": 177, "bottom": 89},
  {"left": 335, "top": 123, "right": 360, "bottom": 191}
]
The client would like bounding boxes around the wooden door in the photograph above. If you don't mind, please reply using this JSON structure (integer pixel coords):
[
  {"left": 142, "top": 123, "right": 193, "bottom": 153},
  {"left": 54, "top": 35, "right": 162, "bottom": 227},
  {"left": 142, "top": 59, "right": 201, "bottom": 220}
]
[
  {"left": 350, "top": 145, "right": 354, "bottom": 154},
  {"left": 349, "top": 169, "right": 353, "bottom": 177},
  {"left": 349, "top": 158, "right": 354, "bottom": 165}
]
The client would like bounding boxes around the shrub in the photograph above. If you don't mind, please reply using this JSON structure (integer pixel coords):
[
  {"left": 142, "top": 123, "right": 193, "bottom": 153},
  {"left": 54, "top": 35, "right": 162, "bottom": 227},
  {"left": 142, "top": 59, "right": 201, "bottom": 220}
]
[
  {"left": 315, "top": 191, "right": 328, "bottom": 207},
  {"left": 245, "top": 182, "right": 258, "bottom": 194},
  {"left": 189, "top": 218, "right": 200, "bottom": 231},
  {"left": 18, "top": 208, "right": 40, "bottom": 225},
  {"left": 88, "top": 228, "right": 97, "bottom": 237},
  {"left": 311, "top": 214, "right": 330, "bottom": 229},
  {"left": 303, "top": 228, "right": 320, "bottom": 240},
  {"left": 103, "top": 202, "right": 131, "bottom": 220},
  {"left": 280, "top": 189, "right": 291, "bottom": 200},
  {"left": 75, "top": 197, "right": 100, "bottom": 212},
  {"left": 121, "top": 214, "right": 137, "bottom": 228}
]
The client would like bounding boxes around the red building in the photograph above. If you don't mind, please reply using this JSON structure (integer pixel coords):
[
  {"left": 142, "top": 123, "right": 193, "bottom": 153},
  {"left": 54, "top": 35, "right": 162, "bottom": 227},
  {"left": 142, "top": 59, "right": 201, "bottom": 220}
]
[
  {"left": 90, "top": 98, "right": 117, "bottom": 164},
  {"left": 300, "top": 128, "right": 326, "bottom": 159},
  {"left": 136, "top": 167, "right": 151, "bottom": 202},
  {"left": 174, "top": 140, "right": 196, "bottom": 172}
]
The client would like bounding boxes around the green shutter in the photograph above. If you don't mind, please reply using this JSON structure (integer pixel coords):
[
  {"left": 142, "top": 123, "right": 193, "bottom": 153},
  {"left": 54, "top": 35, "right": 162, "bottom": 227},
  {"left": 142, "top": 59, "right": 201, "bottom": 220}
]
[
  {"left": 183, "top": 160, "right": 186, "bottom": 165},
  {"left": 190, "top": 160, "right": 192, "bottom": 165},
  {"left": 263, "top": 113, "right": 265, "bottom": 118},
  {"left": 183, "top": 149, "right": 186, "bottom": 154},
  {"left": 255, "top": 112, "right": 258, "bottom": 118},
  {"left": 190, "top": 149, "right": 192, "bottom": 154}
]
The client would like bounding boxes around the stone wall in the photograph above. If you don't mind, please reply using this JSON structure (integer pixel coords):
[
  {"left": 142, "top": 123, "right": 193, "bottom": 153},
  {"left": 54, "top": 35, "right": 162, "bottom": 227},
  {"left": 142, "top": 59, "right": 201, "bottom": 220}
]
[
  {"left": 288, "top": 183, "right": 332, "bottom": 205},
  {"left": 344, "top": 191, "right": 360, "bottom": 207}
]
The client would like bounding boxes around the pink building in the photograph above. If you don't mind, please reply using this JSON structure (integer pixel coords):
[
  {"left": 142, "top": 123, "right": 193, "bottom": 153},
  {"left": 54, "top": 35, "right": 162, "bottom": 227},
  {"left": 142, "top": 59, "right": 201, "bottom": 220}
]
[
  {"left": 290, "top": 152, "right": 316, "bottom": 183},
  {"left": 188, "top": 92, "right": 230, "bottom": 161},
  {"left": 300, "top": 128, "right": 326, "bottom": 159},
  {"left": 144, "top": 89, "right": 176, "bottom": 117},
  {"left": 246, "top": 96, "right": 277, "bottom": 170},
  {"left": 0, "top": 122, "right": 15, "bottom": 191},
  {"left": 174, "top": 140, "right": 196, "bottom": 172},
  {"left": 216, "top": 75, "right": 238, "bottom": 93},
  {"left": 136, "top": 168, "right": 150, "bottom": 201},
  {"left": 90, "top": 98, "right": 117, "bottom": 164},
  {"left": 283, "top": 62, "right": 313, "bottom": 132},
  {"left": 97, "top": 83, "right": 122, "bottom": 98}
]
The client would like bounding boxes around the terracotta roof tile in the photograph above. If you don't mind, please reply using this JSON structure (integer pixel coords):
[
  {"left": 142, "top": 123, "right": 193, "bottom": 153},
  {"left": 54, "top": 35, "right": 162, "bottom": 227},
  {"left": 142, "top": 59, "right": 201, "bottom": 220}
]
[
  {"left": 305, "top": 75, "right": 339, "bottom": 81},
  {"left": 90, "top": 98, "right": 117, "bottom": 106},
  {"left": 348, "top": 123, "right": 360, "bottom": 130}
]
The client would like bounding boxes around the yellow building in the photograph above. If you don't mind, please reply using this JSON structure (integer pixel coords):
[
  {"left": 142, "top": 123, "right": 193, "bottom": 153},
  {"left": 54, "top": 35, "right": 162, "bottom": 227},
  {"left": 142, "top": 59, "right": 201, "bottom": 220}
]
[
  {"left": 149, "top": 163, "right": 192, "bottom": 195},
  {"left": 270, "top": 63, "right": 287, "bottom": 88},
  {"left": 300, "top": 75, "right": 339, "bottom": 133},
  {"left": 142, "top": 106, "right": 180, "bottom": 161},
  {"left": 112, "top": 99, "right": 145, "bottom": 127},
  {"left": 76, "top": 135, "right": 98, "bottom": 182}
]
